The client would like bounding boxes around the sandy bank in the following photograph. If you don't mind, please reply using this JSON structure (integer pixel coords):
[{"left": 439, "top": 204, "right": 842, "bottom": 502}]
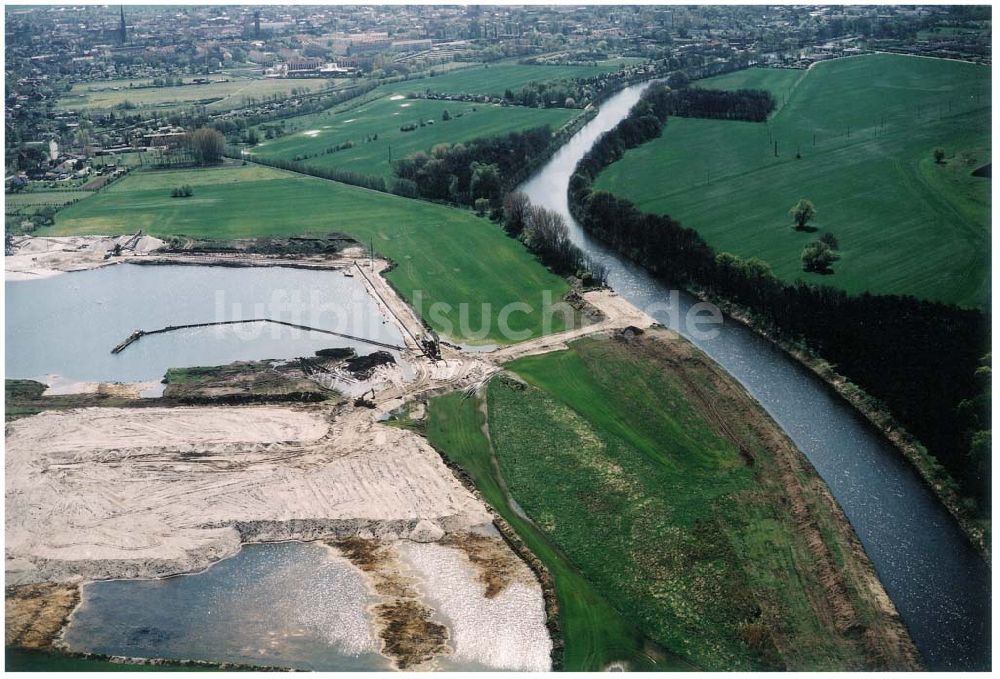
[
  {"left": 4, "top": 235, "right": 368, "bottom": 282},
  {"left": 5, "top": 235, "right": 164, "bottom": 280}
]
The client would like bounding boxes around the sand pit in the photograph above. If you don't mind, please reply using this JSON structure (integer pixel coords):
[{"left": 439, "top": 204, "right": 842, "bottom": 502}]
[
  {"left": 6, "top": 406, "right": 327, "bottom": 454},
  {"left": 389, "top": 95, "right": 406, "bottom": 101},
  {"left": 5, "top": 237, "right": 686, "bottom": 666},
  {"left": 5, "top": 235, "right": 164, "bottom": 280},
  {"left": 5, "top": 405, "right": 491, "bottom": 585}
]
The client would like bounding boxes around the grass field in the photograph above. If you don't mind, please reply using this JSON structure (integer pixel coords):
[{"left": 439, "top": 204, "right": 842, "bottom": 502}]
[
  {"left": 58, "top": 76, "right": 341, "bottom": 112},
  {"left": 242, "top": 60, "right": 640, "bottom": 177},
  {"left": 432, "top": 332, "right": 908, "bottom": 670},
  {"left": 42, "top": 163, "right": 572, "bottom": 343},
  {"left": 6, "top": 191, "right": 86, "bottom": 209},
  {"left": 251, "top": 95, "right": 576, "bottom": 179},
  {"left": 424, "top": 390, "right": 688, "bottom": 672},
  {"left": 378, "top": 60, "right": 645, "bottom": 98},
  {"left": 595, "top": 54, "right": 991, "bottom": 307}
]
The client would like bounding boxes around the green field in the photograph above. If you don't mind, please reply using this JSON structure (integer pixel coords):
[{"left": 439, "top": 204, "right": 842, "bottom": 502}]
[
  {"left": 595, "top": 54, "right": 991, "bottom": 307},
  {"left": 424, "top": 390, "right": 687, "bottom": 672},
  {"left": 378, "top": 60, "right": 645, "bottom": 98},
  {"left": 251, "top": 95, "right": 576, "bottom": 179},
  {"left": 6, "top": 191, "right": 86, "bottom": 209},
  {"left": 42, "top": 164, "right": 572, "bottom": 344},
  {"left": 429, "top": 333, "right": 906, "bottom": 670},
  {"left": 58, "top": 76, "right": 341, "bottom": 112}
]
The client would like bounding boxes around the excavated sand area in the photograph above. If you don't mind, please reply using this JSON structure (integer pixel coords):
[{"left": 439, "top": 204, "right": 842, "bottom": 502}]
[
  {"left": 5, "top": 404, "right": 492, "bottom": 585},
  {"left": 5, "top": 235, "right": 164, "bottom": 280}
]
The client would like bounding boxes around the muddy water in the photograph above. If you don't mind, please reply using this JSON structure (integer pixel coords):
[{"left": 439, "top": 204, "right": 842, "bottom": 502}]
[
  {"left": 521, "top": 82, "right": 990, "bottom": 670},
  {"left": 60, "top": 542, "right": 390, "bottom": 671},
  {"left": 6, "top": 263, "right": 405, "bottom": 384}
]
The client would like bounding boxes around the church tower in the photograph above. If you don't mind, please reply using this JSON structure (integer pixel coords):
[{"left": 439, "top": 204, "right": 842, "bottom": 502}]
[{"left": 118, "top": 6, "right": 127, "bottom": 45}]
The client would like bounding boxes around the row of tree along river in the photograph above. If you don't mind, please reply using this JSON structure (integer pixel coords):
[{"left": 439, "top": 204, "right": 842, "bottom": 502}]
[{"left": 519, "top": 80, "right": 989, "bottom": 671}]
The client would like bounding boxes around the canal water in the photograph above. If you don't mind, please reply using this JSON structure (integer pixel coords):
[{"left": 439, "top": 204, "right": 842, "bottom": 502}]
[
  {"left": 520, "top": 81, "right": 990, "bottom": 670},
  {"left": 5, "top": 264, "right": 405, "bottom": 385},
  {"left": 60, "top": 542, "right": 390, "bottom": 671}
]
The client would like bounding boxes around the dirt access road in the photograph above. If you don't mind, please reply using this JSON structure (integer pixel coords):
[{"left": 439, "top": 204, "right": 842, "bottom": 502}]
[{"left": 5, "top": 236, "right": 659, "bottom": 587}]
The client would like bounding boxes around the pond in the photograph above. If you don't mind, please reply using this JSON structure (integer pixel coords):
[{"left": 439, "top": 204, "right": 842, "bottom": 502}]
[
  {"left": 6, "top": 263, "right": 405, "bottom": 385},
  {"left": 60, "top": 540, "right": 552, "bottom": 672},
  {"left": 61, "top": 541, "right": 390, "bottom": 671}
]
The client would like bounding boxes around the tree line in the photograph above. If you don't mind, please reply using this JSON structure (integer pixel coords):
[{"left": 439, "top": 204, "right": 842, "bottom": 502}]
[
  {"left": 654, "top": 87, "right": 776, "bottom": 122},
  {"left": 393, "top": 126, "right": 552, "bottom": 206},
  {"left": 501, "top": 192, "right": 608, "bottom": 286},
  {"left": 568, "top": 84, "right": 990, "bottom": 514}
]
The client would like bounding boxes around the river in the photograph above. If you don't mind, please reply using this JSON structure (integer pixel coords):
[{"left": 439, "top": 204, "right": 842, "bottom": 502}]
[{"left": 520, "top": 81, "right": 990, "bottom": 671}]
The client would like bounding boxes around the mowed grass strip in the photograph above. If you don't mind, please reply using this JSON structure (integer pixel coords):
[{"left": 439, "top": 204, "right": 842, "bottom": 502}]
[
  {"left": 485, "top": 333, "right": 898, "bottom": 670},
  {"left": 424, "top": 391, "right": 689, "bottom": 672},
  {"left": 43, "top": 164, "right": 571, "bottom": 344},
  {"left": 251, "top": 95, "right": 576, "bottom": 179},
  {"left": 595, "top": 54, "right": 991, "bottom": 307}
]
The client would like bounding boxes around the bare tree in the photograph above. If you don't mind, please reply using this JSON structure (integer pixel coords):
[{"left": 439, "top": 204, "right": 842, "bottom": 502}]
[
  {"left": 502, "top": 192, "right": 532, "bottom": 238},
  {"left": 185, "top": 128, "right": 226, "bottom": 166},
  {"left": 523, "top": 206, "right": 581, "bottom": 274}
]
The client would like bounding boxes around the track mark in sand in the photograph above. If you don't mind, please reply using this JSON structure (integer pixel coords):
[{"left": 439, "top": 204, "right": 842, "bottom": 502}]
[{"left": 330, "top": 537, "right": 449, "bottom": 669}]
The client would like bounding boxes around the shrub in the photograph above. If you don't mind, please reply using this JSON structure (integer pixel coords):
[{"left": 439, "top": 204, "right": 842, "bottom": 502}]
[
  {"left": 801, "top": 240, "right": 834, "bottom": 273},
  {"left": 819, "top": 232, "right": 839, "bottom": 249}
]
